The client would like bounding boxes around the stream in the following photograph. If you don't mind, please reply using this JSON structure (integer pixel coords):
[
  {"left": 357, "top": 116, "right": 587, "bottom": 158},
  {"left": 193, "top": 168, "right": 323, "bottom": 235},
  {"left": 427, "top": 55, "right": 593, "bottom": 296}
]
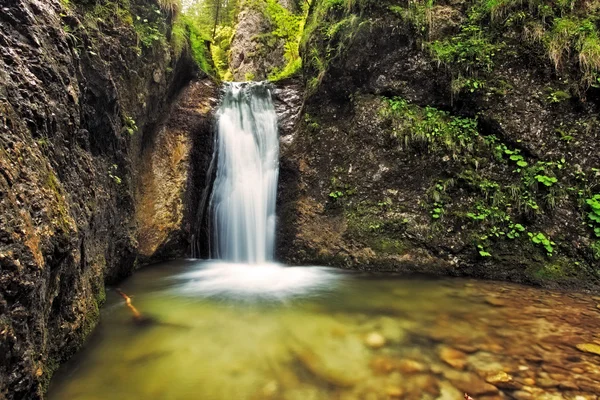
[{"left": 48, "top": 259, "right": 600, "bottom": 400}]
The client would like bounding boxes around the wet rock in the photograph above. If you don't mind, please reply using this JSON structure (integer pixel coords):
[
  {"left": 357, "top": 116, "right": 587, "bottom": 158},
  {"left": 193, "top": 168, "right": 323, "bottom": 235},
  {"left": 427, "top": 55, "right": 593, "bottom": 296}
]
[
  {"left": 536, "top": 377, "right": 559, "bottom": 388},
  {"left": 385, "top": 387, "right": 404, "bottom": 398},
  {"left": 485, "top": 371, "right": 520, "bottom": 389},
  {"left": 365, "top": 332, "right": 386, "bottom": 349},
  {"left": 437, "top": 380, "right": 463, "bottom": 400},
  {"left": 369, "top": 357, "right": 396, "bottom": 375},
  {"left": 293, "top": 347, "right": 360, "bottom": 387},
  {"left": 522, "top": 378, "right": 536, "bottom": 386},
  {"left": 398, "top": 359, "right": 427, "bottom": 374},
  {"left": 446, "top": 372, "right": 499, "bottom": 396},
  {"left": 439, "top": 347, "right": 468, "bottom": 370},
  {"left": 575, "top": 343, "right": 600, "bottom": 356},
  {"left": 558, "top": 381, "right": 579, "bottom": 391},
  {"left": 485, "top": 296, "right": 507, "bottom": 307},
  {"left": 511, "top": 390, "right": 535, "bottom": 400}
]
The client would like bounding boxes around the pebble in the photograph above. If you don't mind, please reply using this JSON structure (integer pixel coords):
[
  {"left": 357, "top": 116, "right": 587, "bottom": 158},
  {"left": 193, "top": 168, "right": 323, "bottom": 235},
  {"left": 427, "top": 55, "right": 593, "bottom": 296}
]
[
  {"left": 522, "top": 378, "right": 535, "bottom": 386},
  {"left": 397, "top": 359, "right": 427, "bottom": 374},
  {"left": 447, "top": 373, "right": 499, "bottom": 396},
  {"left": 485, "top": 296, "right": 507, "bottom": 307},
  {"left": 385, "top": 387, "right": 404, "bottom": 398},
  {"left": 576, "top": 343, "right": 600, "bottom": 355},
  {"left": 439, "top": 346, "right": 468, "bottom": 370},
  {"left": 364, "top": 332, "right": 386, "bottom": 349},
  {"left": 511, "top": 390, "right": 534, "bottom": 400},
  {"left": 558, "top": 381, "right": 579, "bottom": 390},
  {"left": 536, "top": 377, "right": 559, "bottom": 388},
  {"left": 485, "top": 371, "right": 520, "bottom": 389}
]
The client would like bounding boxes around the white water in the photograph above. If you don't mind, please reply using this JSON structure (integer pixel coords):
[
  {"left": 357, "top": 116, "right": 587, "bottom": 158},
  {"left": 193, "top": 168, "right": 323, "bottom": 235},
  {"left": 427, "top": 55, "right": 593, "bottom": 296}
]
[{"left": 209, "top": 82, "right": 279, "bottom": 264}]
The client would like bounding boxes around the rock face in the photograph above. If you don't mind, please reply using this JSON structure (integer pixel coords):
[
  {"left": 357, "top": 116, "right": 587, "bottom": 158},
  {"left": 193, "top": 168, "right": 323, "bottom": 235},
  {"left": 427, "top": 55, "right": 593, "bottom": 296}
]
[
  {"left": 0, "top": 0, "right": 211, "bottom": 397},
  {"left": 229, "top": 0, "right": 298, "bottom": 81},
  {"left": 277, "top": 0, "right": 600, "bottom": 287},
  {"left": 136, "top": 80, "right": 218, "bottom": 262}
]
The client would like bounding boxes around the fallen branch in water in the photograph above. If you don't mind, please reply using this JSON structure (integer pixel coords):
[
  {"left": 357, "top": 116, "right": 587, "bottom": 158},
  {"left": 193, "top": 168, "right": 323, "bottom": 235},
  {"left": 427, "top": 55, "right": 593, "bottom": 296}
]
[{"left": 116, "top": 289, "right": 142, "bottom": 321}]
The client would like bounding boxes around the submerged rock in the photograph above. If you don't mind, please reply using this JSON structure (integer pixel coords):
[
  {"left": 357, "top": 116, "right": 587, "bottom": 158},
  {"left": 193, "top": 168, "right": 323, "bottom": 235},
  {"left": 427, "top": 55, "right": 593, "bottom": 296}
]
[
  {"left": 575, "top": 343, "right": 600, "bottom": 356},
  {"left": 439, "top": 347, "right": 468, "bottom": 370},
  {"left": 365, "top": 332, "right": 387, "bottom": 349}
]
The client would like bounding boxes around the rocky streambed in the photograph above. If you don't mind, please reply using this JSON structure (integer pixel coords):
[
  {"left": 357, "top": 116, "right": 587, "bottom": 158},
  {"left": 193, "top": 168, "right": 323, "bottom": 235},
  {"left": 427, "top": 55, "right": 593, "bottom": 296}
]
[{"left": 47, "top": 260, "right": 600, "bottom": 400}]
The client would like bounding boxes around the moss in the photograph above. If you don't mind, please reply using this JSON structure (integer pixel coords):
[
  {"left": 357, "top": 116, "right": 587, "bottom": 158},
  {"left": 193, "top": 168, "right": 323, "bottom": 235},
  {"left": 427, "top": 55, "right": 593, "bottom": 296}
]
[
  {"left": 39, "top": 358, "right": 60, "bottom": 394},
  {"left": 591, "top": 241, "right": 600, "bottom": 260},
  {"left": 301, "top": 0, "right": 367, "bottom": 94},
  {"left": 529, "top": 257, "right": 577, "bottom": 280}
]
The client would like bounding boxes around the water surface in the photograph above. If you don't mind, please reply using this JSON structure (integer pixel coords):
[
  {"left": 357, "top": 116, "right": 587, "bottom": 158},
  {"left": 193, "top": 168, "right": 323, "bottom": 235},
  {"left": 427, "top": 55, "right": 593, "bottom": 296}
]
[{"left": 49, "top": 260, "right": 600, "bottom": 400}]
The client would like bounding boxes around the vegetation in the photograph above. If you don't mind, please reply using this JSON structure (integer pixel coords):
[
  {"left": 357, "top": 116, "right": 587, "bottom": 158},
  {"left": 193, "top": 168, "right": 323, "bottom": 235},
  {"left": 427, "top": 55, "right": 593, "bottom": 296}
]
[
  {"left": 382, "top": 97, "right": 480, "bottom": 156},
  {"left": 377, "top": 93, "right": 600, "bottom": 265},
  {"left": 408, "top": 0, "right": 599, "bottom": 90},
  {"left": 179, "top": 0, "right": 239, "bottom": 78},
  {"left": 586, "top": 194, "right": 600, "bottom": 238},
  {"left": 108, "top": 164, "right": 122, "bottom": 185},
  {"left": 263, "top": 0, "right": 306, "bottom": 81}
]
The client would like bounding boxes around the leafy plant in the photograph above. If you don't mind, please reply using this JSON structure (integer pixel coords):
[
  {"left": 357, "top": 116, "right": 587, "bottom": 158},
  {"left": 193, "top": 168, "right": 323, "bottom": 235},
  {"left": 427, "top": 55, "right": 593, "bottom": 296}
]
[
  {"left": 535, "top": 174, "right": 558, "bottom": 187},
  {"left": 591, "top": 241, "right": 600, "bottom": 260},
  {"left": 586, "top": 194, "right": 600, "bottom": 237},
  {"left": 108, "top": 164, "right": 122, "bottom": 185},
  {"left": 546, "top": 89, "right": 571, "bottom": 103},
  {"left": 430, "top": 202, "right": 444, "bottom": 219},
  {"left": 477, "top": 243, "right": 491, "bottom": 257},
  {"left": 528, "top": 232, "right": 556, "bottom": 256},
  {"left": 329, "top": 190, "right": 344, "bottom": 199},
  {"left": 429, "top": 24, "right": 500, "bottom": 72},
  {"left": 122, "top": 116, "right": 137, "bottom": 136}
]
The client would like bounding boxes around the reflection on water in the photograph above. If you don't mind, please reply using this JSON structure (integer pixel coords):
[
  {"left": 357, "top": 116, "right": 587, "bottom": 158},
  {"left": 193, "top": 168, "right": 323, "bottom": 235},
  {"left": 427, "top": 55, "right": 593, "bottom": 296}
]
[{"left": 49, "top": 260, "right": 600, "bottom": 400}]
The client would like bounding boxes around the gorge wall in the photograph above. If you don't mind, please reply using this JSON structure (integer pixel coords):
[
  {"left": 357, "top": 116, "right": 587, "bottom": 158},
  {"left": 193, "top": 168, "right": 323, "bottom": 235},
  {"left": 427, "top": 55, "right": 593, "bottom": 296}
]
[
  {"left": 2, "top": 0, "right": 600, "bottom": 397},
  {"left": 277, "top": 0, "right": 600, "bottom": 289},
  {"left": 0, "top": 0, "right": 216, "bottom": 397}
]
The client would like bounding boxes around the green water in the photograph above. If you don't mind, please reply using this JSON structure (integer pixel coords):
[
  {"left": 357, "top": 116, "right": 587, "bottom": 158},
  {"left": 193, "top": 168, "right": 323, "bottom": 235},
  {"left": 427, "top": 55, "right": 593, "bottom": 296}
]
[{"left": 48, "top": 260, "right": 600, "bottom": 400}]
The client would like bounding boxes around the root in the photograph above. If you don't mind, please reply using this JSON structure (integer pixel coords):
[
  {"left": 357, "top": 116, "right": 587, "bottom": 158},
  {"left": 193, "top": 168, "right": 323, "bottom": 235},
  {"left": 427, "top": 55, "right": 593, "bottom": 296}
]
[{"left": 116, "top": 289, "right": 142, "bottom": 321}]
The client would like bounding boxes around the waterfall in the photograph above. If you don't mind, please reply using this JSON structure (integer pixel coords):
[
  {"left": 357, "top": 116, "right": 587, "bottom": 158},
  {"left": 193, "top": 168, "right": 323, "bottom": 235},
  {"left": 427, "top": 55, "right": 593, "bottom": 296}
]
[{"left": 208, "top": 82, "right": 279, "bottom": 264}]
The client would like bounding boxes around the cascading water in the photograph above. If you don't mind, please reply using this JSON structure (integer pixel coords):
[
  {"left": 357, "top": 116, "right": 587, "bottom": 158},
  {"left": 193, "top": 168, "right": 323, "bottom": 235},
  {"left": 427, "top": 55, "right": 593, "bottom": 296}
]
[
  {"left": 208, "top": 82, "right": 279, "bottom": 264},
  {"left": 179, "top": 82, "right": 337, "bottom": 299}
]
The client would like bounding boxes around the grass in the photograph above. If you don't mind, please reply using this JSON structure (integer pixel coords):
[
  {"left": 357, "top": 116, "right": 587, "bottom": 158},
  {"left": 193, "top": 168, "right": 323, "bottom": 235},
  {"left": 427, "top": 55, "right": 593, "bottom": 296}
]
[
  {"left": 157, "top": 0, "right": 181, "bottom": 17},
  {"left": 390, "top": 0, "right": 600, "bottom": 89}
]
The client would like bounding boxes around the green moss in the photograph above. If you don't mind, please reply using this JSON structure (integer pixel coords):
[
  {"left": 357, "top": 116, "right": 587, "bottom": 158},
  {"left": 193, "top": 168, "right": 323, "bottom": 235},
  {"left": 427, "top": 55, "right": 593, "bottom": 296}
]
[
  {"left": 530, "top": 258, "right": 576, "bottom": 280},
  {"left": 211, "top": 25, "right": 235, "bottom": 80},
  {"left": 268, "top": 57, "right": 302, "bottom": 81},
  {"left": 301, "top": 0, "right": 367, "bottom": 93},
  {"left": 591, "top": 241, "right": 600, "bottom": 260}
]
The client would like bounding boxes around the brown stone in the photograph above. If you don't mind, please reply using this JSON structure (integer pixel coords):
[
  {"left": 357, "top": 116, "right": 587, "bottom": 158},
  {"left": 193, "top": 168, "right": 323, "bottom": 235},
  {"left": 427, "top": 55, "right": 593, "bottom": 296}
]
[
  {"left": 522, "top": 378, "right": 536, "bottom": 386},
  {"left": 511, "top": 390, "right": 534, "bottom": 400},
  {"left": 447, "top": 373, "right": 499, "bottom": 396},
  {"left": 397, "top": 359, "right": 427, "bottom": 374},
  {"left": 455, "top": 344, "right": 479, "bottom": 354},
  {"left": 558, "top": 381, "right": 579, "bottom": 391},
  {"left": 536, "top": 377, "right": 559, "bottom": 388},
  {"left": 576, "top": 378, "right": 600, "bottom": 393},
  {"left": 485, "top": 371, "right": 521, "bottom": 390},
  {"left": 386, "top": 387, "right": 404, "bottom": 398},
  {"left": 576, "top": 343, "right": 600, "bottom": 356},
  {"left": 369, "top": 357, "right": 396, "bottom": 375},
  {"left": 439, "top": 346, "right": 468, "bottom": 370},
  {"left": 485, "top": 296, "right": 507, "bottom": 307}
]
